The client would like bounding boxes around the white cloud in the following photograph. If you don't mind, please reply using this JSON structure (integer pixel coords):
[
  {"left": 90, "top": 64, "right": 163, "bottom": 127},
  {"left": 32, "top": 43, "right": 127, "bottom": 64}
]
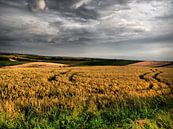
[{"left": 72, "top": 0, "right": 92, "bottom": 9}]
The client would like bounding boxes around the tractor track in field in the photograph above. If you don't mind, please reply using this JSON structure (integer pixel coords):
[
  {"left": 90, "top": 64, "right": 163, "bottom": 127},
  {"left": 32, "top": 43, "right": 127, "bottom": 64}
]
[
  {"left": 60, "top": 70, "right": 80, "bottom": 83},
  {"left": 153, "top": 71, "right": 171, "bottom": 86},
  {"left": 69, "top": 72, "right": 78, "bottom": 82},
  {"left": 138, "top": 69, "right": 172, "bottom": 94},
  {"left": 55, "top": 69, "right": 172, "bottom": 95},
  {"left": 153, "top": 71, "right": 173, "bottom": 94},
  {"left": 139, "top": 72, "right": 154, "bottom": 89},
  {"left": 48, "top": 70, "right": 72, "bottom": 83},
  {"left": 68, "top": 71, "right": 85, "bottom": 83}
]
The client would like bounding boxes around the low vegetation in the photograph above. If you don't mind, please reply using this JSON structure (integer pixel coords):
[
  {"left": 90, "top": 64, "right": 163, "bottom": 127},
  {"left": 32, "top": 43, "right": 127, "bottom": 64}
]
[
  {"left": 0, "top": 66, "right": 173, "bottom": 128},
  {"left": 0, "top": 53, "right": 138, "bottom": 67},
  {"left": 0, "top": 60, "right": 25, "bottom": 67}
]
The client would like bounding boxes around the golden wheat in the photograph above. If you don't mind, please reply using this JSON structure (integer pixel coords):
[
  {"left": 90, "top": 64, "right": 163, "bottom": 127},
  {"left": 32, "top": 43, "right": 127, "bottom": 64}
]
[{"left": 0, "top": 66, "right": 172, "bottom": 114}]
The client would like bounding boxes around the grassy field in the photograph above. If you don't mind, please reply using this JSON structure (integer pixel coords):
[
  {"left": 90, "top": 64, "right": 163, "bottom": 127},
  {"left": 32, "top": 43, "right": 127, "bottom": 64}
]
[
  {"left": 0, "top": 53, "right": 139, "bottom": 67},
  {"left": 0, "top": 66, "right": 173, "bottom": 129}
]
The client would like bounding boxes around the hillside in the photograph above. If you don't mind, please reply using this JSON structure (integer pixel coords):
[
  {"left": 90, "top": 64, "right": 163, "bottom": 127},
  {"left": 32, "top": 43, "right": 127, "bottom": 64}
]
[
  {"left": 4, "top": 62, "right": 68, "bottom": 68},
  {"left": 0, "top": 53, "right": 139, "bottom": 67},
  {"left": 129, "top": 61, "right": 173, "bottom": 68},
  {"left": 1, "top": 53, "right": 173, "bottom": 68}
]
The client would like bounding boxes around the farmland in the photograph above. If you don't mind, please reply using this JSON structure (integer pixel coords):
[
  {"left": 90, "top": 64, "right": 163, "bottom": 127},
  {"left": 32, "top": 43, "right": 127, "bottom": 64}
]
[
  {"left": 0, "top": 53, "right": 139, "bottom": 67},
  {"left": 0, "top": 66, "right": 173, "bottom": 129}
]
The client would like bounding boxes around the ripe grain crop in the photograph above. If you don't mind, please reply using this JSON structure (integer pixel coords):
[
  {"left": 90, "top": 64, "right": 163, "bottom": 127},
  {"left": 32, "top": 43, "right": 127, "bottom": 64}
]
[{"left": 0, "top": 66, "right": 173, "bottom": 128}]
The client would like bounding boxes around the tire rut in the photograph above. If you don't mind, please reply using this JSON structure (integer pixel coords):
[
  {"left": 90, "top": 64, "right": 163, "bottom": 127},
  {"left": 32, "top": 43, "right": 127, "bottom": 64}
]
[
  {"left": 68, "top": 72, "right": 84, "bottom": 83},
  {"left": 139, "top": 70, "right": 155, "bottom": 90},
  {"left": 139, "top": 72, "right": 151, "bottom": 82},
  {"left": 153, "top": 71, "right": 173, "bottom": 94},
  {"left": 138, "top": 69, "right": 172, "bottom": 94},
  {"left": 69, "top": 73, "right": 77, "bottom": 82}
]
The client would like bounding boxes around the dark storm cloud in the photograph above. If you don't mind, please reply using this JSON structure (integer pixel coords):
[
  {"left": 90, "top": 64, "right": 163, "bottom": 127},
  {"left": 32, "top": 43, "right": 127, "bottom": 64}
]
[{"left": 0, "top": 0, "right": 173, "bottom": 60}]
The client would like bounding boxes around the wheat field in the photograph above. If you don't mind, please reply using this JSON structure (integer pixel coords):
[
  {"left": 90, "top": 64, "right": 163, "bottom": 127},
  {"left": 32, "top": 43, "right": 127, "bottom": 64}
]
[{"left": 0, "top": 66, "right": 173, "bottom": 128}]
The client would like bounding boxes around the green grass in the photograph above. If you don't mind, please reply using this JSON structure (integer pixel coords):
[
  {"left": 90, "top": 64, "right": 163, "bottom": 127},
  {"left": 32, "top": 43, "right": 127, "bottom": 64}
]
[
  {"left": 78, "top": 59, "right": 138, "bottom": 66},
  {"left": 0, "top": 98, "right": 173, "bottom": 129},
  {"left": 0, "top": 60, "right": 26, "bottom": 67}
]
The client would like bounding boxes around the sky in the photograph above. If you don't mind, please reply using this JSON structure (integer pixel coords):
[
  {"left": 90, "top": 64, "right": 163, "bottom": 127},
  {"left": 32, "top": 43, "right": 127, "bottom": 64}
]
[{"left": 0, "top": 0, "right": 173, "bottom": 61}]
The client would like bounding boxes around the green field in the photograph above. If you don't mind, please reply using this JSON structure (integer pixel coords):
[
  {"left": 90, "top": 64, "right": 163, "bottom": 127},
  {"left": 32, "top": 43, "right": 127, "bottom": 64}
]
[{"left": 0, "top": 53, "right": 139, "bottom": 67}]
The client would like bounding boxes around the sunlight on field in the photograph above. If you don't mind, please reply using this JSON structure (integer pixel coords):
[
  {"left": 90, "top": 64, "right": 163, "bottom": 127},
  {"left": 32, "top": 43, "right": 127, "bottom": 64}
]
[{"left": 0, "top": 66, "right": 173, "bottom": 128}]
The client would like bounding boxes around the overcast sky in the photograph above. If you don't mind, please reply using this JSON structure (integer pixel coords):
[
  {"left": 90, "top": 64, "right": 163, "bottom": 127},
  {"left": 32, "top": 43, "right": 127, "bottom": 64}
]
[{"left": 0, "top": 0, "right": 173, "bottom": 61}]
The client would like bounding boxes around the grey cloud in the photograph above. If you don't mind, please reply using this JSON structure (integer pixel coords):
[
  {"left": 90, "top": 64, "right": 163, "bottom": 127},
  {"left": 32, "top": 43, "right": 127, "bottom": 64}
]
[{"left": 0, "top": 0, "right": 173, "bottom": 60}]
